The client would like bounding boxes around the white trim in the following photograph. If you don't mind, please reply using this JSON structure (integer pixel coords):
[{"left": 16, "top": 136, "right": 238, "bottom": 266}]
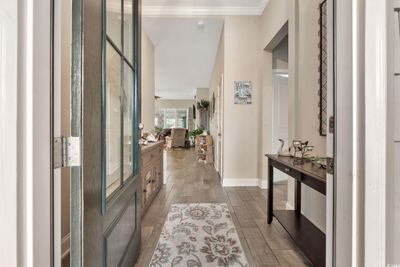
[
  {"left": 143, "top": 6, "right": 262, "bottom": 16},
  {"left": 258, "top": 179, "right": 268, "bottom": 189},
  {"left": 109, "top": 1, "right": 271, "bottom": 16},
  {"left": 222, "top": 178, "right": 260, "bottom": 187},
  {"left": 17, "top": 0, "right": 52, "bottom": 265},
  {"left": 326, "top": 0, "right": 334, "bottom": 265},
  {"left": 285, "top": 202, "right": 294, "bottom": 210},
  {"left": 259, "top": 0, "right": 271, "bottom": 15},
  {"left": 364, "top": 0, "right": 387, "bottom": 265},
  {"left": 0, "top": 1, "right": 18, "bottom": 266},
  {"left": 222, "top": 178, "right": 268, "bottom": 189}
]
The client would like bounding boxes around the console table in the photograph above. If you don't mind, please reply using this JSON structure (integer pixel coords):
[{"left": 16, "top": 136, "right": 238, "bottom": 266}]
[{"left": 266, "top": 154, "right": 326, "bottom": 267}]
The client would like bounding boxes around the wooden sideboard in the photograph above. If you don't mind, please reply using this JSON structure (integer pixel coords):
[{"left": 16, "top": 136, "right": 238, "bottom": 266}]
[{"left": 140, "top": 141, "right": 164, "bottom": 216}]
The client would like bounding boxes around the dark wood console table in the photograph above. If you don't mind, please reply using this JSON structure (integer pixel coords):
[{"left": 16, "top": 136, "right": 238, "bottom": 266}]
[{"left": 266, "top": 154, "right": 326, "bottom": 267}]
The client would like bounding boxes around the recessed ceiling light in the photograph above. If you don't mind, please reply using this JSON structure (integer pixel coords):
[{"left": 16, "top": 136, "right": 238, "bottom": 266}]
[{"left": 197, "top": 20, "right": 205, "bottom": 28}]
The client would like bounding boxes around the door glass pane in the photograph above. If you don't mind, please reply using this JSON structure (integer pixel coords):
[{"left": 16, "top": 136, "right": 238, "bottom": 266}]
[
  {"left": 177, "top": 109, "right": 188, "bottom": 128},
  {"left": 123, "top": 0, "right": 134, "bottom": 63},
  {"left": 106, "top": 0, "right": 122, "bottom": 50},
  {"left": 106, "top": 41, "right": 122, "bottom": 197},
  {"left": 123, "top": 60, "right": 133, "bottom": 181}
]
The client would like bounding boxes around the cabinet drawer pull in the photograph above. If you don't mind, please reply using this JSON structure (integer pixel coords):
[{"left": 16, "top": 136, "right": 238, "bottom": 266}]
[{"left": 285, "top": 168, "right": 290, "bottom": 172}]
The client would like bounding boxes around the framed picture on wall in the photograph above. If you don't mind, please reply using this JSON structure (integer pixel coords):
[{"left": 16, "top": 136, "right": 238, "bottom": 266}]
[{"left": 234, "top": 81, "right": 252, "bottom": 104}]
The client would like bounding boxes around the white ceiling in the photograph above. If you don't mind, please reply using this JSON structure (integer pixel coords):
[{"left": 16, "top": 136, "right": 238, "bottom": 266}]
[
  {"left": 143, "top": 17, "right": 224, "bottom": 100},
  {"left": 142, "top": 0, "right": 270, "bottom": 16}
]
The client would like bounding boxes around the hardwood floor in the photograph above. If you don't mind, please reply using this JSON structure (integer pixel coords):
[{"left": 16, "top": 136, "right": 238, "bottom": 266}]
[{"left": 135, "top": 149, "right": 312, "bottom": 267}]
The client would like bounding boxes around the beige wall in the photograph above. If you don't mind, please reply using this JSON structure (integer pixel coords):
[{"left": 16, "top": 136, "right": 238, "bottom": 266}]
[
  {"left": 196, "top": 88, "right": 209, "bottom": 101},
  {"left": 222, "top": 16, "right": 262, "bottom": 180},
  {"left": 142, "top": 31, "right": 155, "bottom": 132},
  {"left": 260, "top": 0, "right": 327, "bottom": 231},
  {"left": 205, "top": 0, "right": 326, "bottom": 231},
  {"left": 156, "top": 99, "right": 194, "bottom": 109}
]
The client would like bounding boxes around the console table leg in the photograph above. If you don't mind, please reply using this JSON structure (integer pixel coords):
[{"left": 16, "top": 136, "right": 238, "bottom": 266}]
[
  {"left": 268, "top": 160, "right": 273, "bottom": 224},
  {"left": 295, "top": 180, "right": 302, "bottom": 213}
]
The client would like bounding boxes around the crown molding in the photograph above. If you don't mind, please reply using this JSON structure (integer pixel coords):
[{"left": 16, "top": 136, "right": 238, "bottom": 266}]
[
  {"left": 142, "top": 0, "right": 271, "bottom": 17},
  {"left": 142, "top": 6, "right": 260, "bottom": 16},
  {"left": 259, "top": 0, "right": 271, "bottom": 14},
  {"left": 108, "top": 0, "right": 271, "bottom": 16}
]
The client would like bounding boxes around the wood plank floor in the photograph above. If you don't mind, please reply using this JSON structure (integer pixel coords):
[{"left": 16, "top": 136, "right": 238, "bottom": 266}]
[{"left": 135, "top": 149, "right": 312, "bottom": 267}]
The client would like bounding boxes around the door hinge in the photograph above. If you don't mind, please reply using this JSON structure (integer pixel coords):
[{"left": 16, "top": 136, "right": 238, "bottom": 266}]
[
  {"left": 326, "top": 157, "right": 334, "bottom": 175},
  {"left": 329, "top": 116, "right": 334, "bottom": 134},
  {"left": 53, "top": 136, "right": 81, "bottom": 169}
]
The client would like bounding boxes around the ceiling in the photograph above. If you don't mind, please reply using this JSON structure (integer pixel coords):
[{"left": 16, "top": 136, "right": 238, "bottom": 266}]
[
  {"left": 142, "top": 0, "right": 270, "bottom": 16},
  {"left": 143, "top": 17, "right": 224, "bottom": 100},
  {"left": 141, "top": 0, "right": 270, "bottom": 100}
]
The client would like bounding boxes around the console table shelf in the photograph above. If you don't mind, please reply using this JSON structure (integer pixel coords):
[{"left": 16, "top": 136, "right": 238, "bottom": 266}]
[{"left": 265, "top": 154, "right": 327, "bottom": 267}]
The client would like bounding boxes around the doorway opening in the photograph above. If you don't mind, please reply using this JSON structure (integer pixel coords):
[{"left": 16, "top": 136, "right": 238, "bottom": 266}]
[{"left": 272, "top": 36, "right": 289, "bottom": 184}]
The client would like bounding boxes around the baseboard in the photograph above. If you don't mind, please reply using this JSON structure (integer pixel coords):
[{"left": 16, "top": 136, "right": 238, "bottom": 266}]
[
  {"left": 222, "top": 178, "right": 260, "bottom": 187},
  {"left": 286, "top": 202, "right": 294, "bottom": 210},
  {"left": 258, "top": 179, "right": 268, "bottom": 189},
  {"left": 61, "top": 233, "right": 70, "bottom": 259}
]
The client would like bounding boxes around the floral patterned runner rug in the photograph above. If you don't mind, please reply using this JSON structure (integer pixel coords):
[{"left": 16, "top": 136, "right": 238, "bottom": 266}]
[{"left": 149, "top": 203, "right": 249, "bottom": 267}]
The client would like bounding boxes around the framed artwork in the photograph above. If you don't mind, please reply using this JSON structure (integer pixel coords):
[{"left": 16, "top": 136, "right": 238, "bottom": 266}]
[
  {"left": 318, "top": 0, "right": 328, "bottom": 136},
  {"left": 234, "top": 81, "right": 252, "bottom": 104}
]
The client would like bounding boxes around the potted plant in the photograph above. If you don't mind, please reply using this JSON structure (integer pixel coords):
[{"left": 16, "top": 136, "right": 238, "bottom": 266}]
[{"left": 196, "top": 99, "right": 210, "bottom": 111}]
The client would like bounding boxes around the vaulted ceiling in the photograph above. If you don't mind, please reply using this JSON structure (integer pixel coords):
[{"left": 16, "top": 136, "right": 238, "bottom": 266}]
[{"left": 143, "top": 17, "right": 224, "bottom": 99}]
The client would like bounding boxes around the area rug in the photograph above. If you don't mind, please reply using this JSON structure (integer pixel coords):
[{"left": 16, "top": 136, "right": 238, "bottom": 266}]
[{"left": 149, "top": 203, "right": 249, "bottom": 267}]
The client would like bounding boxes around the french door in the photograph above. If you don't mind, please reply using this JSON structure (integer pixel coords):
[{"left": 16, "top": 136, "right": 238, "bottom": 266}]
[{"left": 67, "top": 0, "right": 142, "bottom": 266}]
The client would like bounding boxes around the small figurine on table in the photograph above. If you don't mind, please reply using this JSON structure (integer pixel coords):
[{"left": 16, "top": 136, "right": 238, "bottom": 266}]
[{"left": 292, "top": 140, "right": 314, "bottom": 165}]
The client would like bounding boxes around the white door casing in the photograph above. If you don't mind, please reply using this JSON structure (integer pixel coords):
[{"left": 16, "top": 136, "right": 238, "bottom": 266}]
[
  {"left": 272, "top": 69, "right": 289, "bottom": 183},
  {"left": 0, "top": 1, "right": 18, "bottom": 266},
  {"left": 217, "top": 74, "right": 224, "bottom": 180}
]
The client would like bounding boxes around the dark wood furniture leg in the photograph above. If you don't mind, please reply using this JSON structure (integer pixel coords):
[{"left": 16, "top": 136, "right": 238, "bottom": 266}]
[
  {"left": 295, "top": 179, "right": 302, "bottom": 213},
  {"left": 268, "top": 159, "right": 273, "bottom": 224}
]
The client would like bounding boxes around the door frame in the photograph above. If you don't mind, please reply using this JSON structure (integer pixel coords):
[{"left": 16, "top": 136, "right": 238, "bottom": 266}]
[
  {"left": 271, "top": 68, "right": 289, "bottom": 151},
  {"left": 334, "top": 0, "right": 388, "bottom": 266},
  {"left": 0, "top": 0, "right": 19, "bottom": 266},
  {"left": 12, "top": 0, "right": 53, "bottom": 266},
  {"left": 271, "top": 69, "right": 289, "bottom": 183},
  {"left": 217, "top": 74, "right": 224, "bottom": 180}
]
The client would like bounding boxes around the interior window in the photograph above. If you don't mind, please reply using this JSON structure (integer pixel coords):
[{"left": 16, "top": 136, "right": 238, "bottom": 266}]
[{"left": 155, "top": 109, "right": 189, "bottom": 129}]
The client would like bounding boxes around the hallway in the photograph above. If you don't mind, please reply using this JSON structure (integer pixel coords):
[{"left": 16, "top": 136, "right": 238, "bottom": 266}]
[{"left": 136, "top": 149, "right": 311, "bottom": 267}]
